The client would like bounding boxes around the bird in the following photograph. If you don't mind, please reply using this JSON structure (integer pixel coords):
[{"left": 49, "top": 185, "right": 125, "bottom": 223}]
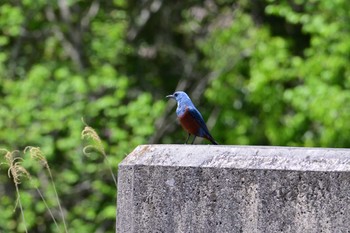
[{"left": 166, "top": 91, "right": 218, "bottom": 145}]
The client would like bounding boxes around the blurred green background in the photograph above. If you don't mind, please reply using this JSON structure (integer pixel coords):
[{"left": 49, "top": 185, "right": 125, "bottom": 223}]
[{"left": 1, "top": 0, "right": 350, "bottom": 232}]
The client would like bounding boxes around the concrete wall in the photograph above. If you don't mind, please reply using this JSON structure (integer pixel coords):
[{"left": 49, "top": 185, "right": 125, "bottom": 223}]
[{"left": 116, "top": 145, "right": 350, "bottom": 233}]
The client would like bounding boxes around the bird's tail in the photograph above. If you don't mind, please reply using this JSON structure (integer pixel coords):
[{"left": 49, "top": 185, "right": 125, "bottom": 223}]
[
  {"left": 205, "top": 135, "right": 218, "bottom": 145},
  {"left": 210, "top": 139, "right": 219, "bottom": 145}
]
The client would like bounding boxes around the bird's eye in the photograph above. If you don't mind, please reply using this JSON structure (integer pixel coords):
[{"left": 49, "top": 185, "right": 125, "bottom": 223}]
[{"left": 174, "top": 93, "right": 178, "bottom": 97}]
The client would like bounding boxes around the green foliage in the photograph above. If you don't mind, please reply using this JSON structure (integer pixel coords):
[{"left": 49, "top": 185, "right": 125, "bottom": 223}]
[
  {"left": 203, "top": 0, "right": 350, "bottom": 147},
  {"left": 0, "top": 4, "right": 24, "bottom": 36},
  {"left": 1, "top": 0, "right": 350, "bottom": 232},
  {"left": 0, "top": 1, "right": 164, "bottom": 233}
]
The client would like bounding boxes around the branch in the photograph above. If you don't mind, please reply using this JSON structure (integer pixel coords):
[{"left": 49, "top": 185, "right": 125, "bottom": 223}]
[
  {"left": 58, "top": 0, "right": 72, "bottom": 23},
  {"left": 81, "top": 0, "right": 100, "bottom": 30},
  {"left": 45, "top": 5, "right": 84, "bottom": 70},
  {"left": 127, "top": 0, "right": 163, "bottom": 40}
]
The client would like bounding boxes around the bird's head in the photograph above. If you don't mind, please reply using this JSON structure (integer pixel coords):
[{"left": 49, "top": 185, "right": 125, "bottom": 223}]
[
  {"left": 166, "top": 91, "right": 191, "bottom": 104},
  {"left": 166, "top": 91, "right": 195, "bottom": 116}
]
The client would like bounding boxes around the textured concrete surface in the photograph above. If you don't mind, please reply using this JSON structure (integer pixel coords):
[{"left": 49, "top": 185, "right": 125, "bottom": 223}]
[{"left": 116, "top": 145, "right": 350, "bottom": 233}]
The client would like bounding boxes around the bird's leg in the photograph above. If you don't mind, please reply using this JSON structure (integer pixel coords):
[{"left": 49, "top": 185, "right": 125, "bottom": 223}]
[
  {"left": 185, "top": 133, "right": 191, "bottom": 144},
  {"left": 191, "top": 136, "right": 196, "bottom": 144}
]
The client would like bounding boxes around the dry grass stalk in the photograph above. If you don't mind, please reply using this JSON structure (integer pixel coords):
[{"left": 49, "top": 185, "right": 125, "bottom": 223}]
[
  {"left": 81, "top": 119, "right": 117, "bottom": 188},
  {"left": 1, "top": 149, "right": 29, "bottom": 233},
  {"left": 24, "top": 146, "right": 68, "bottom": 233}
]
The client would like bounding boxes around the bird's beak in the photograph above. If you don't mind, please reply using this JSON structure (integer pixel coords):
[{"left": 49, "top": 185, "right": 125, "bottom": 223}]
[{"left": 166, "top": 94, "right": 175, "bottom": 99}]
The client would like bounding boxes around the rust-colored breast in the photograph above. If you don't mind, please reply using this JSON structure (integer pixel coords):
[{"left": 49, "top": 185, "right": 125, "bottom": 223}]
[{"left": 178, "top": 108, "right": 200, "bottom": 135}]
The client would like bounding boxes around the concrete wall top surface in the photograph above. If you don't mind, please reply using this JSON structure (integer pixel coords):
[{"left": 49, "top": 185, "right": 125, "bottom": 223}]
[{"left": 120, "top": 144, "right": 350, "bottom": 171}]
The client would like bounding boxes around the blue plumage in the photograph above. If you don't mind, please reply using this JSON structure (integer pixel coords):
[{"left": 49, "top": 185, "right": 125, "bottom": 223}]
[{"left": 166, "top": 91, "right": 218, "bottom": 145}]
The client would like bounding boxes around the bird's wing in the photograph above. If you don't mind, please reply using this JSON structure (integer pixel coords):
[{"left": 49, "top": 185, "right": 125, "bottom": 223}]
[{"left": 187, "top": 106, "right": 211, "bottom": 136}]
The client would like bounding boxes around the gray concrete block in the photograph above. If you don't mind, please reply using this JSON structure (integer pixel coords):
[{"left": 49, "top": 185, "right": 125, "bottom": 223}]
[{"left": 116, "top": 145, "right": 350, "bottom": 233}]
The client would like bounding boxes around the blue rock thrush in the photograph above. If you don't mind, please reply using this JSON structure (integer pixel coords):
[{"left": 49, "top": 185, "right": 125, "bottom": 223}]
[{"left": 166, "top": 91, "right": 218, "bottom": 145}]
